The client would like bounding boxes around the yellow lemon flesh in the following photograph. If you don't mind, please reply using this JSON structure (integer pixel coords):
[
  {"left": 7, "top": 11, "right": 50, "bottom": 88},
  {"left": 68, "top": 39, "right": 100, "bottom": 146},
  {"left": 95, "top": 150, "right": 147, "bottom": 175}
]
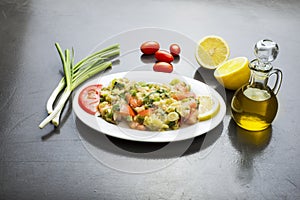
[
  {"left": 198, "top": 95, "right": 220, "bottom": 121},
  {"left": 214, "top": 57, "right": 250, "bottom": 90},
  {"left": 195, "top": 35, "right": 230, "bottom": 69}
]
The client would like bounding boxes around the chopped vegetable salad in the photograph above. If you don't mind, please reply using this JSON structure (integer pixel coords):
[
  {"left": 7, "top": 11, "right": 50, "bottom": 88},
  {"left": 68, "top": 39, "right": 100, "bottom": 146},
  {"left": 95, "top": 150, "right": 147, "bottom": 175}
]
[{"left": 98, "top": 78, "right": 205, "bottom": 131}]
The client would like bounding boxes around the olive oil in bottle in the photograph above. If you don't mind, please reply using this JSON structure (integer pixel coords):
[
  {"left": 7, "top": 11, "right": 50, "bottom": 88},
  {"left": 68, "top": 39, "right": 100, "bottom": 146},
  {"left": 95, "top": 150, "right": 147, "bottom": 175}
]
[
  {"left": 231, "top": 86, "right": 278, "bottom": 131},
  {"left": 231, "top": 39, "right": 282, "bottom": 131}
]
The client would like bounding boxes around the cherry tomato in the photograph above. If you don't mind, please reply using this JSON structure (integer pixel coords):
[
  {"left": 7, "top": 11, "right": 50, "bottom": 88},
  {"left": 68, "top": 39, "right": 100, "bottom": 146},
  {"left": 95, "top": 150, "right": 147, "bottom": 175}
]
[
  {"left": 153, "top": 62, "right": 173, "bottom": 73},
  {"left": 140, "top": 41, "right": 160, "bottom": 55},
  {"left": 78, "top": 84, "right": 102, "bottom": 115},
  {"left": 155, "top": 50, "right": 174, "bottom": 63},
  {"left": 169, "top": 44, "right": 181, "bottom": 56}
]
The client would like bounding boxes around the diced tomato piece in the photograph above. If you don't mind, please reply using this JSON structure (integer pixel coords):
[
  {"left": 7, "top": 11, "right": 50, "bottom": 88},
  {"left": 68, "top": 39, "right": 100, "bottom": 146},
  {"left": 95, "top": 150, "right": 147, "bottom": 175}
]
[
  {"left": 129, "top": 96, "right": 142, "bottom": 108},
  {"left": 138, "top": 109, "right": 151, "bottom": 116},
  {"left": 185, "top": 109, "right": 198, "bottom": 125},
  {"left": 172, "top": 92, "right": 196, "bottom": 100},
  {"left": 128, "top": 106, "right": 136, "bottom": 116},
  {"left": 189, "top": 101, "right": 198, "bottom": 109},
  {"left": 120, "top": 104, "right": 136, "bottom": 117}
]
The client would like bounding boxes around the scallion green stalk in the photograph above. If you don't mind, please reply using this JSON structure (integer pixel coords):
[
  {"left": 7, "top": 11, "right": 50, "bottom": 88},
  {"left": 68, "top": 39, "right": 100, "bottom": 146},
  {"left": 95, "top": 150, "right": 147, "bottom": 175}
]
[
  {"left": 39, "top": 47, "right": 73, "bottom": 129},
  {"left": 46, "top": 44, "right": 119, "bottom": 115},
  {"left": 40, "top": 43, "right": 120, "bottom": 128},
  {"left": 51, "top": 47, "right": 75, "bottom": 126},
  {"left": 46, "top": 78, "right": 65, "bottom": 114}
]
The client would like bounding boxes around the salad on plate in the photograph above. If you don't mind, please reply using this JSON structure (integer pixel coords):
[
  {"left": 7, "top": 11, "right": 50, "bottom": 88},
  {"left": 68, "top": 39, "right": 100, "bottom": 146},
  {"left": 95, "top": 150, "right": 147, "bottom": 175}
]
[{"left": 96, "top": 77, "right": 219, "bottom": 131}]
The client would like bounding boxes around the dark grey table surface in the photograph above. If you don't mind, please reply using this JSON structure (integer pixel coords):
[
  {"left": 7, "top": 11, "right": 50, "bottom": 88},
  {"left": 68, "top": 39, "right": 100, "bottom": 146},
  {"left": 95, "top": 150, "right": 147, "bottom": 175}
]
[{"left": 1, "top": 0, "right": 300, "bottom": 199}]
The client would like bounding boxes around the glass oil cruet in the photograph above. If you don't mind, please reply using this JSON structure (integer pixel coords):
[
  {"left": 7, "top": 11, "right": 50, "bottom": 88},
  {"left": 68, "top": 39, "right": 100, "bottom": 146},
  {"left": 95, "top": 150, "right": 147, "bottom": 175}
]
[{"left": 231, "top": 39, "right": 283, "bottom": 131}]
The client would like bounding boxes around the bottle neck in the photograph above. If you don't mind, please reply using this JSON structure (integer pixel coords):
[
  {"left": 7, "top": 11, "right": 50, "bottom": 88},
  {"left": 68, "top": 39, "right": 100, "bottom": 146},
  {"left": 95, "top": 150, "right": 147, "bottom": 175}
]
[
  {"left": 248, "top": 59, "right": 272, "bottom": 89},
  {"left": 249, "top": 70, "right": 269, "bottom": 89}
]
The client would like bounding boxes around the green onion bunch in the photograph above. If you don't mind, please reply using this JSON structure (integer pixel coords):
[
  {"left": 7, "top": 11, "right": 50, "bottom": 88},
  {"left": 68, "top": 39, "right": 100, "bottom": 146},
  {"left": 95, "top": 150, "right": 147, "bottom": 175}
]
[{"left": 39, "top": 43, "right": 120, "bottom": 128}]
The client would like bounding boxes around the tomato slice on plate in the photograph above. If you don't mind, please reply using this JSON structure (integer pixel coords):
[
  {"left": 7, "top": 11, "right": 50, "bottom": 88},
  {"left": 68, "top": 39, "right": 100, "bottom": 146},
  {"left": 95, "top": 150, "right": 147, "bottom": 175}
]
[{"left": 78, "top": 84, "right": 102, "bottom": 115}]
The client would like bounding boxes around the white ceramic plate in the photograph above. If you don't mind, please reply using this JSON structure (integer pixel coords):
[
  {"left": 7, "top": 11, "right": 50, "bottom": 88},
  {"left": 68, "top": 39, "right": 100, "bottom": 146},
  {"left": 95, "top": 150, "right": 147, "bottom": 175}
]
[{"left": 72, "top": 71, "right": 226, "bottom": 142}]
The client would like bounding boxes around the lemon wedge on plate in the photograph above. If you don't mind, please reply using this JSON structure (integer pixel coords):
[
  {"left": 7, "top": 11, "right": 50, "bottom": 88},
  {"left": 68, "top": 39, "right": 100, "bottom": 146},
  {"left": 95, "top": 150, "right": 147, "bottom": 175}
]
[
  {"left": 214, "top": 57, "right": 250, "bottom": 90},
  {"left": 195, "top": 35, "right": 230, "bottom": 69},
  {"left": 198, "top": 95, "right": 220, "bottom": 121}
]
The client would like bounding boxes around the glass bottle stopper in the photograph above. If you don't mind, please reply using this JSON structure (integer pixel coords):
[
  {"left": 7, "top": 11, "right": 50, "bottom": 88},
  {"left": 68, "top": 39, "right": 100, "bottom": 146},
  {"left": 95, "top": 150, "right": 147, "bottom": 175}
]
[{"left": 253, "top": 39, "right": 279, "bottom": 71}]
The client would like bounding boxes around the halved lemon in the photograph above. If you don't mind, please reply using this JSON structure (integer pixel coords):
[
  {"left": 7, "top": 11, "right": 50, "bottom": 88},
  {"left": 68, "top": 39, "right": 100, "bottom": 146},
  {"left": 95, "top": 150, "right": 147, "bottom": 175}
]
[
  {"left": 195, "top": 35, "right": 230, "bottom": 69},
  {"left": 214, "top": 57, "right": 250, "bottom": 90},
  {"left": 198, "top": 95, "right": 220, "bottom": 121}
]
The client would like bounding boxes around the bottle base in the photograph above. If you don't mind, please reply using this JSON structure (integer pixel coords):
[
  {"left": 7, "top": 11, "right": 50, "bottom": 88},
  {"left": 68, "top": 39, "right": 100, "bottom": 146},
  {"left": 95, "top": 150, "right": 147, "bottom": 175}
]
[{"left": 232, "top": 115, "right": 271, "bottom": 131}]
